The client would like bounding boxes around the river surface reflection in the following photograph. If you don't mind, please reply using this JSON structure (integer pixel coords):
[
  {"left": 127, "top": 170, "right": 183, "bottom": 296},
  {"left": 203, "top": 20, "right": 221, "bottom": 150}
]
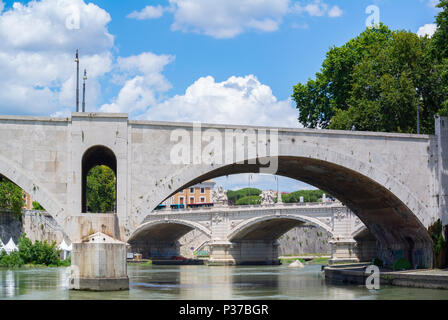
[{"left": 1, "top": 264, "right": 448, "bottom": 300}]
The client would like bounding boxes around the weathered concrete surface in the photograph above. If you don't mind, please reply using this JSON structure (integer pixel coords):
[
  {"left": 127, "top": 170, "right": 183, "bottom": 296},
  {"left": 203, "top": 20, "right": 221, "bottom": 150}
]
[
  {"left": 69, "top": 232, "right": 129, "bottom": 291},
  {"left": 0, "top": 210, "right": 69, "bottom": 245},
  {"left": 0, "top": 113, "right": 447, "bottom": 286},
  {"left": 325, "top": 265, "right": 448, "bottom": 290}
]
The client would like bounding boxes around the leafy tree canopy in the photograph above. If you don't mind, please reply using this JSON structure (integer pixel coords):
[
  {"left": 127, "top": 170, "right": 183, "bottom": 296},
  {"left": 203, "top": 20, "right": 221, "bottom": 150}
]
[
  {"left": 293, "top": 16, "right": 448, "bottom": 134},
  {"left": 0, "top": 175, "right": 24, "bottom": 220},
  {"left": 86, "top": 165, "right": 116, "bottom": 213}
]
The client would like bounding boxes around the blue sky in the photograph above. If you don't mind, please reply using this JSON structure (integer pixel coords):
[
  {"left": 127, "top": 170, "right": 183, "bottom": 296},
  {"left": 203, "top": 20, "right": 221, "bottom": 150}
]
[{"left": 0, "top": 0, "right": 441, "bottom": 192}]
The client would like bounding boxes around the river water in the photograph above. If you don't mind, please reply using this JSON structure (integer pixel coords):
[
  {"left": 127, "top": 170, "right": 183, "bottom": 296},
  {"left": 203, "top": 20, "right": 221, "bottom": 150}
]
[{"left": 1, "top": 264, "right": 448, "bottom": 300}]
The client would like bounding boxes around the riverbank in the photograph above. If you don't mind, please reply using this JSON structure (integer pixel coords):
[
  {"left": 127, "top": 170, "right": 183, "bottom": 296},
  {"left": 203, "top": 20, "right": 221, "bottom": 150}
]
[{"left": 325, "top": 264, "right": 448, "bottom": 290}]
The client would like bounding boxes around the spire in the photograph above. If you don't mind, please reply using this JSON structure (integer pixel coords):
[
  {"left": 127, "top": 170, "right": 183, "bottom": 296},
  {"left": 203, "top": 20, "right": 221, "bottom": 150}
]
[
  {"left": 82, "top": 69, "right": 87, "bottom": 112},
  {"left": 75, "top": 49, "right": 79, "bottom": 112}
]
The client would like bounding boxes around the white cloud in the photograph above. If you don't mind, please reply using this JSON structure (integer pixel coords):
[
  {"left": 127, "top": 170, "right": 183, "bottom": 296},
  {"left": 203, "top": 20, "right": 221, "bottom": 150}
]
[
  {"left": 100, "top": 52, "right": 174, "bottom": 114},
  {"left": 0, "top": 0, "right": 114, "bottom": 115},
  {"left": 214, "top": 174, "right": 316, "bottom": 192},
  {"left": 293, "top": 0, "right": 342, "bottom": 18},
  {"left": 328, "top": 5, "right": 343, "bottom": 18},
  {"left": 128, "top": 0, "right": 343, "bottom": 38},
  {"left": 0, "top": 1, "right": 4, "bottom": 13},
  {"left": 127, "top": 5, "right": 165, "bottom": 20},
  {"left": 142, "top": 75, "right": 299, "bottom": 127},
  {"left": 417, "top": 23, "right": 437, "bottom": 37},
  {"left": 169, "top": 0, "right": 290, "bottom": 38}
]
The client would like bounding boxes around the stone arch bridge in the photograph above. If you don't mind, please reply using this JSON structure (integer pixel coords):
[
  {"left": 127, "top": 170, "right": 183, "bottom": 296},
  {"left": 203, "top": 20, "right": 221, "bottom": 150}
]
[
  {"left": 130, "top": 202, "right": 368, "bottom": 265},
  {"left": 0, "top": 112, "right": 447, "bottom": 290}
]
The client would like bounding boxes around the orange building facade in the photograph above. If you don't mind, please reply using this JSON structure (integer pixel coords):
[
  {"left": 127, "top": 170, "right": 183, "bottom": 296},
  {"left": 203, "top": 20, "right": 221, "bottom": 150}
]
[{"left": 164, "top": 180, "right": 216, "bottom": 206}]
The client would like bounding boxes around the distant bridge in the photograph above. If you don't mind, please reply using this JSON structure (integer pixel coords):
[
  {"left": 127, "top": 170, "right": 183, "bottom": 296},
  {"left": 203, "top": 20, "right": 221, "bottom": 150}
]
[{"left": 129, "top": 202, "right": 368, "bottom": 265}]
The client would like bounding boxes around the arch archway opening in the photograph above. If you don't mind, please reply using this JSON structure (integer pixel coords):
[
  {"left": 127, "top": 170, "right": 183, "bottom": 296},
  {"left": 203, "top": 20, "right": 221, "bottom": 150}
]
[
  {"left": 82, "top": 146, "right": 117, "bottom": 214},
  {"left": 150, "top": 156, "right": 433, "bottom": 268},
  {"left": 128, "top": 222, "right": 211, "bottom": 260}
]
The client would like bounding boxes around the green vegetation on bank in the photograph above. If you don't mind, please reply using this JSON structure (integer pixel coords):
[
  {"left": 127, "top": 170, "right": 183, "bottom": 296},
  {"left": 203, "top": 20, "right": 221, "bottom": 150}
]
[
  {"left": 293, "top": 1, "right": 448, "bottom": 134},
  {"left": 0, "top": 175, "right": 25, "bottom": 220},
  {"left": 0, "top": 234, "right": 70, "bottom": 268}
]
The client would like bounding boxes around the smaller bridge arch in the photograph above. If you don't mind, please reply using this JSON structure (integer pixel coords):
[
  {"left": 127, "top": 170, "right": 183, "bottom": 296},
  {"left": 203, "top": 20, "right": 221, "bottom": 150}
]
[
  {"left": 129, "top": 219, "right": 211, "bottom": 242},
  {"left": 228, "top": 214, "right": 334, "bottom": 242},
  {"left": 128, "top": 219, "right": 212, "bottom": 260}
]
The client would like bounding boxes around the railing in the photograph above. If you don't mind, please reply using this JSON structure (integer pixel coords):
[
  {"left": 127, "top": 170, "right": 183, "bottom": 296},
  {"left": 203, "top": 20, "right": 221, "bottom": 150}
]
[{"left": 150, "top": 201, "right": 343, "bottom": 215}]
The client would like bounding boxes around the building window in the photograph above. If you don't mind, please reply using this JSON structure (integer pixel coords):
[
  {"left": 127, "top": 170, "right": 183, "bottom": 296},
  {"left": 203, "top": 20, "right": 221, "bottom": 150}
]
[
  {"left": 179, "top": 197, "right": 184, "bottom": 204},
  {"left": 180, "top": 190, "right": 184, "bottom": 194},
  {"left": 200, "top": 188, "right": 205, "bottom": 194},
  {"left": 190, "top": 197, "right": 195, "bottom": 204},
  {"left": 190, "top": 187, "right": 195, "bottom": 193},
  {"left": 200, "top": 197, "right": 205, "bottom": 203}
]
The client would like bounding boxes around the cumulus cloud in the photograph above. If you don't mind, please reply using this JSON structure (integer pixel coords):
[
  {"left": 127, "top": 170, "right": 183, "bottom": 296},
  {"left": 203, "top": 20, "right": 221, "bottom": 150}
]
[
  {"left": 100, "top": 52, "right": 174, "bottom": 114},
  {"left": 142, "top": 75, "right": 299, "bottom": 127},
  {"left": 168, "top": 0, "right": 289, "bottom": 38},
  {"left": 0, "top": 1, "right": 4, "bottom": 13},
  {"left": 328, "top": 5, "right": 343, "bottom": 18},
  {"left": 214, "top": 174, "right": 316, "bottom": 192},
  {"left": 417, "top": 23, "right": 437, "bottom": 37},
  {"left": 293, "top": 0, "right": 343, "bottom": 18},
  {"left": 0, "top": 0, "right": 113, "bottom": 115},
  {"left": 127, "top": 5, "right": 165, "bottom": 20},
  {"left": 128, "top": 0, "right": 342, "bottom": 39}
]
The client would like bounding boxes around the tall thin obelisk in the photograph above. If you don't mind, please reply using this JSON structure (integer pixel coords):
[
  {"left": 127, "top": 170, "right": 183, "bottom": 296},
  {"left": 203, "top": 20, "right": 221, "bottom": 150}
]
[
  {"left": 82, "top": 69, "right": 87, "bottom": 112},
  {"left": 75, "top": 49, "right": 79, "bottom": 112}
]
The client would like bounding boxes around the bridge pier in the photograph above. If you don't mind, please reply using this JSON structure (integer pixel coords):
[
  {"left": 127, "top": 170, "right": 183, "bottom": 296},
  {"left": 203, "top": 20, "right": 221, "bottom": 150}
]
[
  {"left": 67, "top": 215, "right": 129, "bottom": 291},
  {"left": 329, "top": 238, "right": 360, "bottom": 265},
  {"left": 207, "top": 240, "right": 280, "bottom": 266}
]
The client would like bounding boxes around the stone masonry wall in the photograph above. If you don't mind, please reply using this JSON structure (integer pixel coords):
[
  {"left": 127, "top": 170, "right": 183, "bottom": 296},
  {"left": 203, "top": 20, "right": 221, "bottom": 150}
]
[{"left": 0, "top": 211, "right": 68, "bottom": 245}]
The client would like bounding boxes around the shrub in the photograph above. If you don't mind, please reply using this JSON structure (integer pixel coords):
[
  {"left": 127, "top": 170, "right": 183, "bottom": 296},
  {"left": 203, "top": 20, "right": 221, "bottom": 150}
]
[
  {"left": 393, "top": 258, "right": 412, "bottom": 271},
  {"left": 372, "top": 258, "right": 383, "bottom": 268},
  {"left": 0, "top": 251, "right": 24, "bottom": 268}
]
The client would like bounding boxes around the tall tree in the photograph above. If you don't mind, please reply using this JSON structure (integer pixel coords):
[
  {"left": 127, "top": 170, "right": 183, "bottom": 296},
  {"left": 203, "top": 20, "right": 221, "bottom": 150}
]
[
  {"left": 293, "top": 24, "right": 393, "bottom": 129},
  {"left": 293, "top": 21, "right": 448, "bottom": 134},
  {"left": 431, "top": 0, "right": 448, "bottom": 115},
  {"left": 86, "top": 165, "right": 116, "bottom": 213}
]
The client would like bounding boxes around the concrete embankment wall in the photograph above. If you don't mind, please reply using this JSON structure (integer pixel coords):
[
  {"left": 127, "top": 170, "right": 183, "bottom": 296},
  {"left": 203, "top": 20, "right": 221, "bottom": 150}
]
[{"left": 0, "top": 211, "right": 68, "bottom": 245}]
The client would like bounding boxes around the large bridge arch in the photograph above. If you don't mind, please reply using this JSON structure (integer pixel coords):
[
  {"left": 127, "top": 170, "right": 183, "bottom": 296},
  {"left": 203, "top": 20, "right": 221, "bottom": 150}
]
[
  {"left": 0, "top": 153, "right": 66, "bottom": 229},
  {"left": 228, "top": 214, "right": 334, "bottom": 242},
  {"left": 133, "top": 145, "right": 434, "bottom": 267}
]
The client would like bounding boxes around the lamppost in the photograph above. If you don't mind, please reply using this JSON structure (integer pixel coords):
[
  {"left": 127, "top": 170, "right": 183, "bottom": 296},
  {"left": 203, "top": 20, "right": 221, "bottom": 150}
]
[
  {"left": 417, "top": 92, "right": 423, "bottom": 135},
  {"left": 82, "top": 69, "right": 87, "bottom": 112},
  {"left": 75, "top": 49, "right": 79, "bottom": 112},
  {"left": 248, "top": 174, "right": 253, "bottom": 205}
]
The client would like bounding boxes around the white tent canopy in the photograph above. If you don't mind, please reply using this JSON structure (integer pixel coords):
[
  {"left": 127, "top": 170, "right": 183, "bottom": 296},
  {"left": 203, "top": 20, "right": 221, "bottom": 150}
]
[
  {"left": 58, "top": 239, "right": 70, "bottom": 251},
  {"left": 58, "top": 239, "right": 72, "bottom": 260},
  {"left": 4, "top": 238, "right": 18, "bottom": 254},
  {"left": 0, "top": 239, "right": 4, "bottom": 253}
]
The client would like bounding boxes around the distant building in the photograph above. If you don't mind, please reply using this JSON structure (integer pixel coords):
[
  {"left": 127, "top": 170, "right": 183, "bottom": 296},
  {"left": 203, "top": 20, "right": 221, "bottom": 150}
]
[
  {"left": 162, "top": 180, "right": 216, "bottom": 207},
  {"left": 24, "top": 193, "right": 33, "bottom": 210}
]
